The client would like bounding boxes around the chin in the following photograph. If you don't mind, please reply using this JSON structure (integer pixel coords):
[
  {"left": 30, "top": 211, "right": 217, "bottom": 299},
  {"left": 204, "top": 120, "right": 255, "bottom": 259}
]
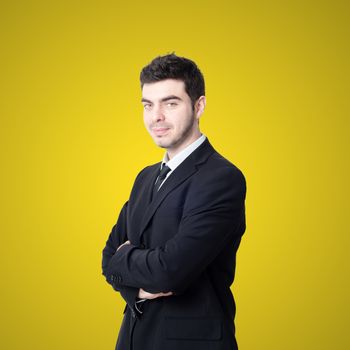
[
  {"left": 154, "top": 140, "right": 170, "bottom": 149},
  {"left": 153, "top": 136, "right": 172, "bottom": 149}
]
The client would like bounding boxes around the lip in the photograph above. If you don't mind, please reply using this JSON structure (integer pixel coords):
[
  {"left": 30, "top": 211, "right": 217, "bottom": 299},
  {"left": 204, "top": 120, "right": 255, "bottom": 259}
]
[{"left": 152, "top": 127, "right": 170, "bottom": 136}]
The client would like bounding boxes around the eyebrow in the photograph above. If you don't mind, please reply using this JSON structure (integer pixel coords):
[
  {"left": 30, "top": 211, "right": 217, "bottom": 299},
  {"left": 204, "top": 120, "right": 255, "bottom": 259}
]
[{"left": 141, "top": 95, "right": 183, "bottom": 103}]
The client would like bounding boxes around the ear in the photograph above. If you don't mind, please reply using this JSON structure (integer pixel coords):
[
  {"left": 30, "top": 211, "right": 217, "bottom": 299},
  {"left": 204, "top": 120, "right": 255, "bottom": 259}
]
[{"left": 195, "top": 96, "right": 206, "bottom": 120}]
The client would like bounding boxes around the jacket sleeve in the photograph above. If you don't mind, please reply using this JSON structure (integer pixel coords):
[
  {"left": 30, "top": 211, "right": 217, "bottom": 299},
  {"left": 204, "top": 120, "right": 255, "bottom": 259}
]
[
  {"left": 104, "top": 167, "right": 246, "bottom": 294},
  {"left": 102, "top": 201, "right": 140, "bottom": 312}
]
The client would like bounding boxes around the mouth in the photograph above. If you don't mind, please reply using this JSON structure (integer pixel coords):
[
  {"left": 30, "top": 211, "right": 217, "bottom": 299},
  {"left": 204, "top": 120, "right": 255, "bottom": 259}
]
[{"left": 152, "top": 127, "right": 170, "bottom": 136}]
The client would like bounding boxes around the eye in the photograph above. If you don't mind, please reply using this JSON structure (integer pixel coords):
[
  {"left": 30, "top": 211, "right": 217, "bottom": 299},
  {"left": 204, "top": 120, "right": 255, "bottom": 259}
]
[
  {"left": 166, "top": 102, "right": 178, "bottom": 107},
  {"left": 143, "top": 103, "right": 152, "bottom": 110}
]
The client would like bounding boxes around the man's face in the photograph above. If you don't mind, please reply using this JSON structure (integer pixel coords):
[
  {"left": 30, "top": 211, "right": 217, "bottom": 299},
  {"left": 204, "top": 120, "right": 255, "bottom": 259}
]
[{"left": 142, "top": 79, "right": 201, "bottom": 156}]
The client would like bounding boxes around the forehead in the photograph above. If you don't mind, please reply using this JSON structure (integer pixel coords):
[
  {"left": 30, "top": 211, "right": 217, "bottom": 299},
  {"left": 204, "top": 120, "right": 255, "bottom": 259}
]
[{"left": 142, "top": 79, "right": 187, "bottom": 100}]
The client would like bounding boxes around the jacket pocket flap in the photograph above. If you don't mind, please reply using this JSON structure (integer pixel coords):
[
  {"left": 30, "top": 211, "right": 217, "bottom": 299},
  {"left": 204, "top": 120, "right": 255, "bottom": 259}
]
[{"left": 165, "top": 317, "right": 222, "bottom": 340}]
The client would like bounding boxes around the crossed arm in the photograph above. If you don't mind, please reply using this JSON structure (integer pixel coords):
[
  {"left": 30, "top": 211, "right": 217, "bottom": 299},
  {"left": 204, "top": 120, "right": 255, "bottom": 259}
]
[
  {"left": 103, "top": 168, "right": 246, "bottom": 297},
  {"left": 102, "top": 202, "right": 171, "bottom": 306},
  {"left": 117, "top": 240, "right": 173, "bottom": 300}
]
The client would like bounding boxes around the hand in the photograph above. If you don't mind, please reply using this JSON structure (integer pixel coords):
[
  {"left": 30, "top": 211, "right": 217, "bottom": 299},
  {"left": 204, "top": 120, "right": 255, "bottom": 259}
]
[
  {"left": 138, "top": 288, "right": 173, "bottom": 300},
  {"left": 117, "top": 240, "right": 131, "bottom": 251}
]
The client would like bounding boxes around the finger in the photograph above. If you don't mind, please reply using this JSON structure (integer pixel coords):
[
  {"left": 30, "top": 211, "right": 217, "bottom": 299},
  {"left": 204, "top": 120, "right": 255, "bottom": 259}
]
[{"left": 117, "top": 240, "right": 131, "bottom": 251}]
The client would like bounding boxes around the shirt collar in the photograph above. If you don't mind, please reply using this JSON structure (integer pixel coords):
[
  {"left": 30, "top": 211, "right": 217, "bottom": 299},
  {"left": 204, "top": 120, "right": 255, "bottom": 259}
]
[{"left": 161, "top": 134, "right": 207, "bottom": 172}]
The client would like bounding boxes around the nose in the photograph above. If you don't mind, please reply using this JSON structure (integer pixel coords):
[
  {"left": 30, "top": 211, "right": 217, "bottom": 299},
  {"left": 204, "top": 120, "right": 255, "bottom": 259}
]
[{"left": 152, "top": 105, "right": 165, "bottom": 123}]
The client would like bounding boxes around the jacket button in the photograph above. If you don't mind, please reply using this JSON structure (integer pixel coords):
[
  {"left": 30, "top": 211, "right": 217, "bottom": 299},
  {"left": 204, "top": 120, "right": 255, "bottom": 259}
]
[
  {"left": 110, "top": 275, "right": 116, "bottom": 282},
  {"left": 131, "top": 310, "right": 136, "bottom": 318},
  {"left": 117, "top": 275, "right": 123, "bottom": 283}
]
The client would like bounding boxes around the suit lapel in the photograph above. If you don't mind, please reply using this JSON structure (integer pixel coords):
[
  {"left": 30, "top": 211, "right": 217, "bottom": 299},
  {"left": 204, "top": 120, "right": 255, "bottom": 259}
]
[
  {"left": 127, "top": 163, "right": 160, "bottom": 244},
  {"left": 138, "top": 139, "right": 215, "bottom": 240}
]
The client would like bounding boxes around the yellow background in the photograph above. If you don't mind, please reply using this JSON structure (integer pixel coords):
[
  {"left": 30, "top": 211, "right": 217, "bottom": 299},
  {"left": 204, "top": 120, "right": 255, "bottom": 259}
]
[{"left": 1, "top": 1, "right": 349, "bottom": 349}]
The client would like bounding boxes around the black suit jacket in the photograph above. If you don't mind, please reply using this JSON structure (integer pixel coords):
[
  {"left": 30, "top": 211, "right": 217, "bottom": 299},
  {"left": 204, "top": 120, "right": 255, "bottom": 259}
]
[{"left": 102, "top": 139, "right": 246, "bottom": 350}]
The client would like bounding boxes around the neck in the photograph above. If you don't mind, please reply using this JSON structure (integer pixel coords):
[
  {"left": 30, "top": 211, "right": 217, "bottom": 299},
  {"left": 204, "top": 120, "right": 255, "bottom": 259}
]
[{"left": 166, "top": 130, "right": 202, "bottom": 160}]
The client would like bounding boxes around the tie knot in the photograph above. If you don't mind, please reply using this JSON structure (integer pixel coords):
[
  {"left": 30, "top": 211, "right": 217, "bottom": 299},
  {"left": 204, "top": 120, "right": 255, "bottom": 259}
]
[
  {"left": 152, "top": 164, "right": 171, "bottom": 200},
  {"left": 158, "top": 164, "right": 171, "bottom": 181}
]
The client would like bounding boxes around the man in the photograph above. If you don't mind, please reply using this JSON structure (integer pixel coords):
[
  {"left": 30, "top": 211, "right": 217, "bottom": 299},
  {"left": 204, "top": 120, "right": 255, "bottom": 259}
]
[{"left": 102, "top": 53, "right": 246, "bottom": 350}]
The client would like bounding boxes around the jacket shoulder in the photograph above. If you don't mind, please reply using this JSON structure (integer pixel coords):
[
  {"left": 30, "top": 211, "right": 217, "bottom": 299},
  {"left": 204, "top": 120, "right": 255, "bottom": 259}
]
[
  {"left": 134, "top": 162, "right": 160, "bottom": 181},
  {"left": 204, "top": 151, "right": 246, "bottom": 187}
]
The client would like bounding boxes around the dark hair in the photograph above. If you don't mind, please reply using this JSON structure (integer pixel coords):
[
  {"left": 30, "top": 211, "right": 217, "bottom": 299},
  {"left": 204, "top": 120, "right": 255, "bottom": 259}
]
[{"left": 140, "top": 53, "right": 205, "bottom": 109}]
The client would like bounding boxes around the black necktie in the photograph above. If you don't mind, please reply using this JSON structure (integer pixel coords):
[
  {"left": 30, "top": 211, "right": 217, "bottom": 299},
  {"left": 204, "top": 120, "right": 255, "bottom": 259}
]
[{"left": 152, "top": 164, "right": 171, "bottom": 199}]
